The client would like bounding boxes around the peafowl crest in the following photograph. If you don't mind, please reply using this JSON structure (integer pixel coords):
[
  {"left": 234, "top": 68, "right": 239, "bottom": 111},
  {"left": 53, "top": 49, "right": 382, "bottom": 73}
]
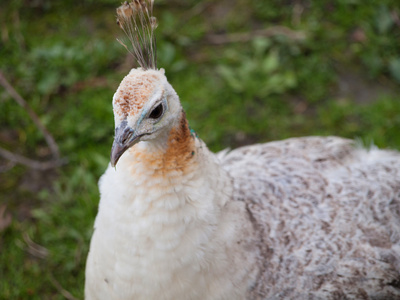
[{"left": 116, "top": 0, "right": 158, "bottom": 70}]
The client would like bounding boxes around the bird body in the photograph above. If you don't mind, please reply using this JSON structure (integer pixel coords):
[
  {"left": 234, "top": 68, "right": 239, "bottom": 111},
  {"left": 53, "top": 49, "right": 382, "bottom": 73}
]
[
  {"left": 85, "top": 69, "right": 400, "bottom": 300},
  {"left": 85, "top": 2, "right": 400, "bottom": 299}
]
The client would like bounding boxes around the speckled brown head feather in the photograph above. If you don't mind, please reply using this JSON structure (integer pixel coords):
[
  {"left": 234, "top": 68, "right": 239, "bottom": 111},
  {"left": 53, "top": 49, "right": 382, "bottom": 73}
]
[
  {"left": 113, "top": 69, "right": 162, "bottom": 119},
  {"left": 116, "top": 0, "right": 158, "bottom": 69}
]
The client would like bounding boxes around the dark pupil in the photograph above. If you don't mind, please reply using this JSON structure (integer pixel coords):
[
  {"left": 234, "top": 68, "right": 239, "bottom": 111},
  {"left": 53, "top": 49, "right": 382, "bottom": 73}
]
[{"left": 149, "top": 103, "right": 163, "bottom": 119}]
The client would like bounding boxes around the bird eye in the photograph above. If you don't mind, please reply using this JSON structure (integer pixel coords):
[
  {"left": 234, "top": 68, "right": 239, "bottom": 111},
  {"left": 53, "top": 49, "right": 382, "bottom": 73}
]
[{"left": 149, "top": 103, "right": 164, "bottom": 119}]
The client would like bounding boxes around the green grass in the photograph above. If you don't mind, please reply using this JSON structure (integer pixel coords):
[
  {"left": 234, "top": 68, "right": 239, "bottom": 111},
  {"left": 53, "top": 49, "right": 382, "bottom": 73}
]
[{"left": 1, "top": 0, "right": 400, "bottom": 298}]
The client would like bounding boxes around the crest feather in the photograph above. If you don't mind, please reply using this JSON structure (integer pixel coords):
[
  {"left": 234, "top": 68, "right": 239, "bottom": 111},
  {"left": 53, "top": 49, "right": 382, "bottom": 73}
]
[{"left": 116, "top": 0, "right": 158, "bottom": 70}]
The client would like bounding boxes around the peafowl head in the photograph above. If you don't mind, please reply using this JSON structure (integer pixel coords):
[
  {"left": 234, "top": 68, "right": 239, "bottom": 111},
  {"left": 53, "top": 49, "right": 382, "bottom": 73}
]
[{"left": 110, "top": 0, "right": 182, "bottom": 167}]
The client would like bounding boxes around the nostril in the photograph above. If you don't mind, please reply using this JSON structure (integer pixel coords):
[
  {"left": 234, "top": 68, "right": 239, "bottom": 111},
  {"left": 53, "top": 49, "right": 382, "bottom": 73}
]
[
  {"left": 120, "top": 128, "right": 134, "bottom": 145},
  {"left": 121, "top": 135, "right": 130, "bottom": 144},
  {"left": 121, "top": 136, "right": 129, "bottom": 144}
]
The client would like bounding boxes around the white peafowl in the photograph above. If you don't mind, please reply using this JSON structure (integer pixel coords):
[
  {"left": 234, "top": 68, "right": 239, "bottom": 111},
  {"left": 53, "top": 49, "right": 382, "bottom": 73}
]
[{"left": 85, "top": 1, "right": 400, "bottom": 299}]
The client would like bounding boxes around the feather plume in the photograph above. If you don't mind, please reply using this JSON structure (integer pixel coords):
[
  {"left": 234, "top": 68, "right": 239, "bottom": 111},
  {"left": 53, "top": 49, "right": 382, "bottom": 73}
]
[{"left": 116, "top": 0, "right": 158, "bottom": 70}]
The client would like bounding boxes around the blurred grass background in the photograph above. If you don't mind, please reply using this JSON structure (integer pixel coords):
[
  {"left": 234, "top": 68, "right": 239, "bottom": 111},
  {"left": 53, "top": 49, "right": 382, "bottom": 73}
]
[{"left": 1, "top": 0, "right": 400, "bottom": 298}]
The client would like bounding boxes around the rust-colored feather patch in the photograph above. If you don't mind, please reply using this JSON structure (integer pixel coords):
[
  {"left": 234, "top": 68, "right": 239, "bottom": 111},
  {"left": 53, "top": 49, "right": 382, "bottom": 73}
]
[{"left": 131, "top": 111, "right": 196, "bottom": 176}]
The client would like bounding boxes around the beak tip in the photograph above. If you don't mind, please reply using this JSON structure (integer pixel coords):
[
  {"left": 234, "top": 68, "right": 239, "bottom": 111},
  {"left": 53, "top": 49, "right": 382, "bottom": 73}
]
[
  {"left": 110, "top": 146, "right": 122, "bottom": 168},
  {"left": 110, "top": 122, "right": 141, "bottom": 168},
  {"left": 110, "top": 155, "right": 119, "bottom": 168},
  {"left": 110, "top": 142, "right": 121, "bottom": 168}
]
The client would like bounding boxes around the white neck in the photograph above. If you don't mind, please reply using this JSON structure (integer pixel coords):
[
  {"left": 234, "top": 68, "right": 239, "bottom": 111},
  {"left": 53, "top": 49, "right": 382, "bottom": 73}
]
[{"left": 86, "top": 119, "right": 257, "bottom": 300}]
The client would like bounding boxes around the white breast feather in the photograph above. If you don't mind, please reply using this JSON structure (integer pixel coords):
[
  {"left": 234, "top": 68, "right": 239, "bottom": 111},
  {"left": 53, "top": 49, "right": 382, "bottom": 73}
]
[{"left": 86, "top": 134, "right": 400, "bottom": 299}]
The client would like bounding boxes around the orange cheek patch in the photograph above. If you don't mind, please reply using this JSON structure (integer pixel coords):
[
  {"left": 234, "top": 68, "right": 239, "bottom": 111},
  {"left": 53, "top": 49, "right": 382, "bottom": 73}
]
[
  {"left": 130, "top": 112, "right": 197, "bottom": 177},
  {"left": 163, "top": 115, "right": 196, "bottom": 172}
]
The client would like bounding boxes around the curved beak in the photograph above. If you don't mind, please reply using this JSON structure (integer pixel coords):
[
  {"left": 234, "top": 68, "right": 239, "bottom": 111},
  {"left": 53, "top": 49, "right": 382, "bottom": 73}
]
[{"left": 110, "top": 120, "right": 141, "bottom": 167}]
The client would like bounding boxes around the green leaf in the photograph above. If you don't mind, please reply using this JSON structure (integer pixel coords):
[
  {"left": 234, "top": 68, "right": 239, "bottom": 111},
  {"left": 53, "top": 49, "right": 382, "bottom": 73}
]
[
  {"left": 375, "top": 5, "right": 393, "bottom": 34},
  {"left": 217, "top": 65, "right": 244, "bottom": 92},
  {"left": 389, "top": 58, "right": 400, "bottom": 82},
  {"left": 262, "top": 50, "right": 279, "bottom": 73}
]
